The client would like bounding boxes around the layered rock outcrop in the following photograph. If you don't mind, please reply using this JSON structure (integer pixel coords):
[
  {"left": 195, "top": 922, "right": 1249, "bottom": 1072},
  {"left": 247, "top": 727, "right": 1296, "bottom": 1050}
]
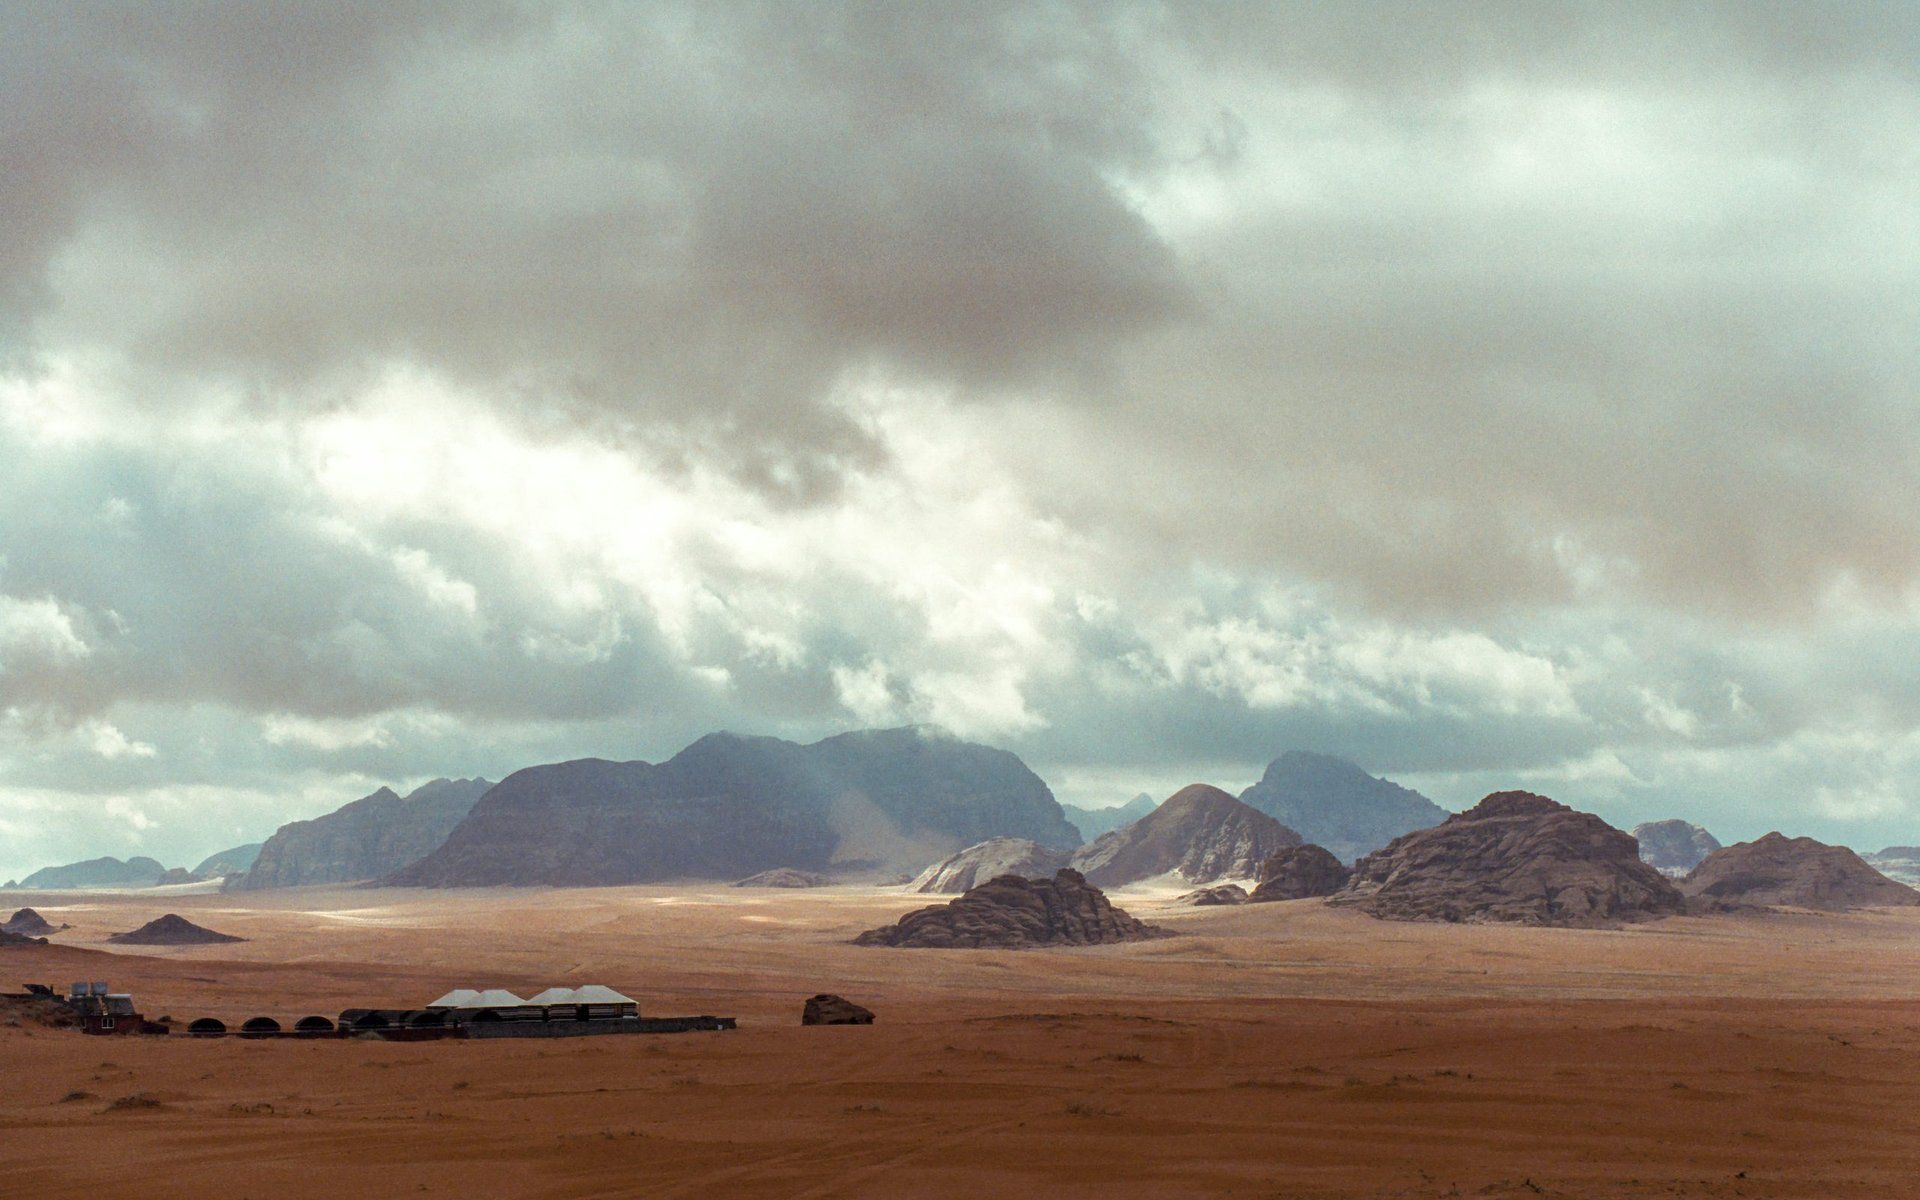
[
  {"left": 910, "top": 837, "right": 1068, "bottom": 894},
  {"left": 1068, "top": 785, "right": 1300, "bottom": 889},
  {"left": 1681, "top": 833, "right": 1920, "bottom": 911},
  {"left": 1330, "top": 791, "right": 1686, "bottom": 927},
  {"left": 233, "top": 778, "right": 492, "bottom": 890},
  {"left": 1248, "top": 844, "right": 1352, "bottom": 902},
  {"left": 854, "top": 869, "right": 1164, "bottom": 949}
]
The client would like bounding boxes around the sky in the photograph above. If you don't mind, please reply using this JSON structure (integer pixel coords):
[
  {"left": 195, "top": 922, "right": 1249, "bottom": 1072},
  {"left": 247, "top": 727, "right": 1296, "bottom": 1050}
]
[{"left": 3, "top": 1, "right": 1919, "bottom": 879}]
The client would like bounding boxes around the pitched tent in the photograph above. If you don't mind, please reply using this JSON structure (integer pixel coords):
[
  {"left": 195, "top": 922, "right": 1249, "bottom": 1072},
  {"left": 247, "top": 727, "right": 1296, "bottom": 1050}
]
[
  {"left": 526, "top": 987, "right": 580, "bottom": 1004},
  {"left": 470, "top": 989, "right": 526, "bottom": 1007},
  {"left": 427, "top": 988, "right": 483, "bottom": 1009},
  {"left": 570, "top": 985, "right": 635, "bottom": 1005}
]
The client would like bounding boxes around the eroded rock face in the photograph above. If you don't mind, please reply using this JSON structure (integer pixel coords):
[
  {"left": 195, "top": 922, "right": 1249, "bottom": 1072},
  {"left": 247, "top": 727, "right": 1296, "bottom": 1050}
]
[
  {"left": 107, "top": 914, "right": 246, "bottom": 945},
  {"left": 234, "top": 778, "right": 492, "bottom": 890},
  {"left": 1068, "top": 785, "right": 1301, "bottom": 889},
  {"left": 1330, "top": 791, "right": 1686, "bottom": 928},
  {"left": 1632, "top": 820, "right": 1722, "bottom": 877},
  {"left": 1248, "top": 845, "right": 1352, "bottom": 902},
  {"left": 910, "top": 838, "right": 1068, "bottom": 894},
  {"left": 1681, "top": 833, "right": 1920, "bottom": 911},
  {"left": 732, "top": 868, "right": 831, "bottom": 888},
  {"left": 1174, "top": 884, "right": 1247, "bottom": 906},
  {"left": 854, "top": 869, "right": 1165, "bottom": 949},
  {"left": 802, "top": 994, "right": 875, "bottom": 1025}
]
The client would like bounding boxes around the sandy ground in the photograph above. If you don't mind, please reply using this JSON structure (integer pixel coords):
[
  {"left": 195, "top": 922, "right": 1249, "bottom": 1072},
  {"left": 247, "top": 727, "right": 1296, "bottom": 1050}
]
[{"left": 4, "top": 884, "right": 1920, "bottom": 1198}]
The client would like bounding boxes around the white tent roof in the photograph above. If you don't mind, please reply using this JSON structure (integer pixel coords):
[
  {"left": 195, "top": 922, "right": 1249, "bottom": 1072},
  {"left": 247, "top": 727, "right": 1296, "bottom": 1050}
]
[
  {"left": 527, "top": 984, "right": 635, "bottom": 1005},
  {"left": 427, "top": 988, "right": 482, "bottom": 1008},
  {"left": 470, "top": 988, "right": 527, "bottom": 1007}
]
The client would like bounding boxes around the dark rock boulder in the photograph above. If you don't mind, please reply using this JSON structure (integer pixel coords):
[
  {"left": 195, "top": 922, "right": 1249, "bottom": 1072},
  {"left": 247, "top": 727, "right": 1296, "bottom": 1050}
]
[
  {"left": 1248, "top": 844, "right": 1352, "bottom": 902},
  {"left": 910, "top": 837, "right": 1069, "bottom": 893},
  {"left": 1631, "top": 819, "right": 1722, "bottom": 876},
  {"left": 732, "top": 868, "right": 831, "bottom": 888},
  {"left": 1330, "top": 791, "right": 1686, "bottom": 928},
  {"left": 854, "top": 869, "right": 1166, "bottom": 949},
  {"left": 1174, "top": 884, "right": 1247, "bottom": 906},
  {"left": 1681, "top": 833, "right": 1920, "bottom": 911},
  {"left": 0, "top": 929, "right": 48, "bottom": 947},
  {"left": 107, "top": 914, "right": 246, "bottom": 945},
  {"left": 802, "top": 994, "right": 875, "bottom": 1025},
  {"left": 1068, "top": 785, "right": 1301, "bottom": 889},
  {"left": 1238, "top": 752, "right": 1447, "bottom": 864}
]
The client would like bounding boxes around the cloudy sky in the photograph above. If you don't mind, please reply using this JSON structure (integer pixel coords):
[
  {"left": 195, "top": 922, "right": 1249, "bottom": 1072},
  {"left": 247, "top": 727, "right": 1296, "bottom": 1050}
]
[{"left": 3, "top": 1, "right": 1918, "bottom": 879}]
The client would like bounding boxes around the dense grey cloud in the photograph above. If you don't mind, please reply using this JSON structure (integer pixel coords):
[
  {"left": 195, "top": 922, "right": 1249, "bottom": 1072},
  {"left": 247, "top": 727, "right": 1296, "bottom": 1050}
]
[{"left": 3, "top": 2, "right": 1920, "bottom": 877}]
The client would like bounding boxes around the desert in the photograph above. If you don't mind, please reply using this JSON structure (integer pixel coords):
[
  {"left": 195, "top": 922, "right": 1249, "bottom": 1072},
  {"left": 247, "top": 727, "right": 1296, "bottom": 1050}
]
[{"left": 7, "top": 879, "right": 1920, "bottom": 1200}]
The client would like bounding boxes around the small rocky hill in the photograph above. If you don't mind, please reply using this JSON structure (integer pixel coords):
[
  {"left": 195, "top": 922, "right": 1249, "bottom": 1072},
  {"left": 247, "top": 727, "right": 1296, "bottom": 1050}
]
[
  {"left": 1248, "top": 844, "right": 1352, "bottom": 902},
  {"left": 1330, "top": 791, "right": 1685, "bottom": 927},
  {"left": 1238, "top": 752, "right": 1446, "bottom": 863},
  {"left": 107, "top": 914, "right": 246, "bottom": 945},
  {"left": 2, "top": 908, "right": 61, "bottom": 936},
  {"left": 1681, "top": 834, "right": 1920, "bottom": 911},
  {"left": 232, "top": 778, "right": 492, "bottom": 890},
  {"left": 853, "top": 869, "right": 1164, "bottom": 949},
  {"left": 910, "top": 837, "right": 1068, "bottom": 894},
  {"left": 1632, "top": 819, "right": 1722, "bottom": 876},
  {"left": 1068, "top": 785, "right": 1301, "bottom": 889}
]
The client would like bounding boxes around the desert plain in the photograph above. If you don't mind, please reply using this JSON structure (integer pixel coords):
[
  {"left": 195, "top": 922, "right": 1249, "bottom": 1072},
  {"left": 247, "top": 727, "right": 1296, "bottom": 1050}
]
[{"left": 4, "top": 886, "right": 1920, "bottom": 1199}]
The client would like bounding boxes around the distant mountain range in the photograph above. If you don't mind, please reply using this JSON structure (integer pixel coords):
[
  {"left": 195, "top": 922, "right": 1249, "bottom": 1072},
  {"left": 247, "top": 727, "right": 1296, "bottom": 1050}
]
[
  {"left": 389, "top": 727, "right": 1080, "bottom": 887},
  {"left": 230, "top": 778, "right": 493, "bottom": 890},
  {"left": 17, "top": 855, "right": 174, "bottom": 890},
  {"left": 1631, "top": 820, "right": 1721, "bottom": 876},
  {"left": 1061, "top": 793, "right": 1157, "bottom": 841},
  {"left": 193, "top": 842, "right": 264, "bottom": 879},
  {"left": 1237, "top": 751, "right": 1448, "bottom": 863}
]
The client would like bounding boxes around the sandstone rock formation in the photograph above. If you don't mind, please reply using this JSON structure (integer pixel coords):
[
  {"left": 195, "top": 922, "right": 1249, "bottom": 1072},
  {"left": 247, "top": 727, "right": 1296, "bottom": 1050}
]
[
  {"left": 19, "top": 856, "right": 169, "bottom": 890},
  {"left": 802, "top": 994, "right": 875, "bottom": 1024},
  {"left": 1330, "top": 791, "right": 1686, "bottom": 927},
  {"left": 107, "top": 914, "right": 246, "bottom": 945},
  {"left": 2, "top": 908, "right": 61, "bottom": 936},
  {"left": 0, "top": 929, "right": 48, "bottom": 947},
  {"left": 854, "top": 869, "right": 1165, "bottom": 949},
  {"left": 1247, "top": 844, "right": 1352, "bottom": 902},
  {"left": 1061, "top": 794, "right": 1157, "bottom": 841},
  {"left": 233, "top": 778, "right": 492, "bottom": 890},
  {"left": 910, "top": 837, "right": 1068, "bottom": 893},
  {"left": 1068, "top": 785, "right": 1300, "bottom": 889},
  {"left": 1174, "top": 884, "right": 1247, "bottom": 906},
  {"left": 1681, "top": 833, "right": 1920, "bottom": 911},
  {"left": 732, "top": 868, "right": 831, "bottom": 888},
  {"left": 390, "top": 728, "right": 1081, "bottom": 887},
  {"left": 1632, "top": 819, "right": 1722, "bottom": 876},
  {"left": 1238, "top": 751, "right": 1447, "bottom": 864}
]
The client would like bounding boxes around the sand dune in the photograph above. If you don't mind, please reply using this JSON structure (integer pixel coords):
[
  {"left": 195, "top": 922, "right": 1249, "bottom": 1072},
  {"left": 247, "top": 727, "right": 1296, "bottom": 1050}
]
[{"left": 5, "top": 886, "right": 1920, "bottom": 1197}]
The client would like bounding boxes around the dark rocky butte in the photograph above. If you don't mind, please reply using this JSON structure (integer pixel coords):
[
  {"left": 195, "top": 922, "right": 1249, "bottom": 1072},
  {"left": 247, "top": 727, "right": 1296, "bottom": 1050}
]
[
  {"left": 1330, "top": 791, "right": 1686, "bottom": 927},
  {"left": 232, "top": 778, "right": 493, "bottom": 890},
  {"left": 1068, "top": 784, "right": 1301, "bottom": 888},
  {"left": 107, "top": 913, "right": 246, "bottom": 945},
  {"left": 1681, "top": 833, "right": 1920, "bottom": 911},
  {"left": 854, "top": 869, "right": 1164, "bottom": 949},
  {"left": 389, "top": 728, "right": 1080, "bottom": 887}
]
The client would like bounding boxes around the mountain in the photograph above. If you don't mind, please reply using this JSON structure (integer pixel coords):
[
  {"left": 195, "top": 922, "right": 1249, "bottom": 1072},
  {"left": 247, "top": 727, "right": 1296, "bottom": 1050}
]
[
  {"left": 1067, "top": 784, "right": 1302, "bottom": 889},
  {"left": 1680, "top": 834, "right": 1920, "bottom": 911},
  {"left": 1631, "top": 820, "right": 1722, "bottom": 876},
  {"left": 1331, "top": 791, "right": 1686, "bottom": 927},
  {"left": 231, "top": 777, "right": 493, "bottom": 890},
  {"left": 19, "top": 855, "right": 169, "bottom": 890},
  {"left": 910, "top": 837, "right": 1070, "bottom": 894},
  {"left": 388, "top": 728, "right": 1081, "bottom": 887},
  {"left": 1237, "top": 752, "right": 1447, "bottom": 864},
  {"left": 853, "top": 868, "right": 1164, "bottom": 949},
  {"left": 1863, "top": 846, "right": 1920, "bottom": 887},
  {"left": 193, "top": 842, "right": 264, "bottom": 879},
  {"left": 1060, "top": 794, "right": 1156, "bottom": 842}
]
